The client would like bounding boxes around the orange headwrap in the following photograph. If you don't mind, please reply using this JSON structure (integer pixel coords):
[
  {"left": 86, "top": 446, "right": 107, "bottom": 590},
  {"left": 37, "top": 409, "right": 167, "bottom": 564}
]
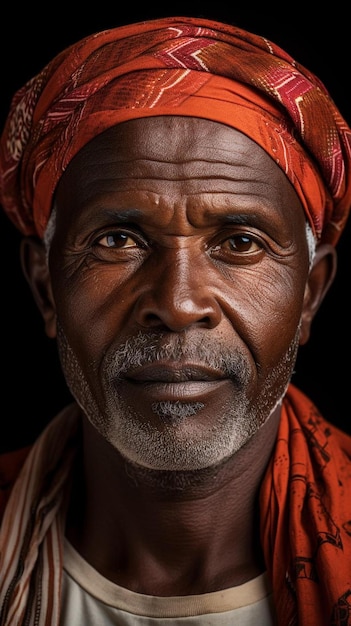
[{"left": 0, "top": 17, "right": 351, "bottom": 243}]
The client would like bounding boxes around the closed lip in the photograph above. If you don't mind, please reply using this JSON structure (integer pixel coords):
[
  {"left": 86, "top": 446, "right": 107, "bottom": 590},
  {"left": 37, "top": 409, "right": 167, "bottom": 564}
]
[{"left": 124, "top": 363, "right": 227, "bottom": 383}]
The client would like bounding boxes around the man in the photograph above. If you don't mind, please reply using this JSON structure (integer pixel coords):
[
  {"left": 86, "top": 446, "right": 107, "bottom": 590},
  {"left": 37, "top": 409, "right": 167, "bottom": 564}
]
[{"left": 0, "top": 15, "right": 350, "bottom": 626}]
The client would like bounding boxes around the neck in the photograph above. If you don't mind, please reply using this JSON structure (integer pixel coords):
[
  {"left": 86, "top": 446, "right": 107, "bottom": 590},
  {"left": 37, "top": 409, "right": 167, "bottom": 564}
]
[{"left": 66, "top": 404, "right": 281, "bottom": 595}]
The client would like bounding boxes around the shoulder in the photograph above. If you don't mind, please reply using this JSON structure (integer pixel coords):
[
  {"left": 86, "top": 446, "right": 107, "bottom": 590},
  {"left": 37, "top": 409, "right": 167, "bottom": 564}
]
[{"left": 0, "top": 445, "right": 32, "bottom": 521}]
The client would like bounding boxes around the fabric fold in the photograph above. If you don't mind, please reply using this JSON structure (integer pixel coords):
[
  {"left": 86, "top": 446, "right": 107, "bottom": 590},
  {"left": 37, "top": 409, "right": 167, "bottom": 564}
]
[
  {"left": 1, "top": 385, "right": 350, "bottom": 625},
  {"left": 1, "top": 17, "right": 350, "bottom": 244}
]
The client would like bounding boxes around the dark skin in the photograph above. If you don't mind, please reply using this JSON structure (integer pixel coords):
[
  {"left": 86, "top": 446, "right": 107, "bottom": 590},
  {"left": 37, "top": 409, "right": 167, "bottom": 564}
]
[{"left": 21, "top": 117, "right": 336, "bottom": 596}]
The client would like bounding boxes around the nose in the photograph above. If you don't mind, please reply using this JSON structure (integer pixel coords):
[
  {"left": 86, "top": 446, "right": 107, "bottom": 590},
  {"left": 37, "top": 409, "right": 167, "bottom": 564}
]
[{"left": 133, "top": 248, "right": 222, "bottom": 332}]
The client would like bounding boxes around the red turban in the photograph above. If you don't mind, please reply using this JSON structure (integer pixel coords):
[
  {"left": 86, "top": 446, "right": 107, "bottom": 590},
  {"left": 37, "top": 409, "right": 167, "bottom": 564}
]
[{"left": 0, "top": 16, "right": 350, "bottom": 243}]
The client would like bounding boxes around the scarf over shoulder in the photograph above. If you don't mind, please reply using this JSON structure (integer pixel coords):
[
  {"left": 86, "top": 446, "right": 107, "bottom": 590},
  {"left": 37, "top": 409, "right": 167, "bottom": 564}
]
[{"left": 0, "top": 386, "right": 350, "bottom": 626}]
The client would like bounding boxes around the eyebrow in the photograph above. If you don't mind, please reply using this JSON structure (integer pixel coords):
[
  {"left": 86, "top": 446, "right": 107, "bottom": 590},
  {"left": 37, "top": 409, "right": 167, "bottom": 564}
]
[
  {"left": 102, "top": 209, "right": 268, "bottom": 233},
  {"left": 221, "top": 213, "right": 260, "bottom": 224},
  {"left": 103, "top": 208, "right": 143, "bottom": 221}
]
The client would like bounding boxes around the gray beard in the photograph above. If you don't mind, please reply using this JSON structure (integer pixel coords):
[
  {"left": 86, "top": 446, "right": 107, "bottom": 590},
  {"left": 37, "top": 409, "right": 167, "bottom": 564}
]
[{"left": 57, "top": 325, "right": 299, "bottom": 474}]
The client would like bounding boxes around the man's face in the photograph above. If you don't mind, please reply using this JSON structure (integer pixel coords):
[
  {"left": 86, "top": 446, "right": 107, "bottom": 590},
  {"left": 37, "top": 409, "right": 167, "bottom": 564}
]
[{"left": 50, "top": 117, "right": 310, "bottom": 471}]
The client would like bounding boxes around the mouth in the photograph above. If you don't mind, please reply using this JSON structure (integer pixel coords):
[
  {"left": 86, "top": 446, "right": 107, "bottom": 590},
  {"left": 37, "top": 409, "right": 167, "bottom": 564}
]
[{"left": 119, "top": 363, "right": 230, "bottom": 402}]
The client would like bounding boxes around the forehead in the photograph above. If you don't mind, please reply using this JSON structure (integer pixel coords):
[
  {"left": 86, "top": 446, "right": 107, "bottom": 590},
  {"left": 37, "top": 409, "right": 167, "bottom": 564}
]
[
  {"left": 72, "top": 115, "right": 276, "bottom": 168},
  {"left": 54, "top": 116, "right": 306, "bottom": 235}
]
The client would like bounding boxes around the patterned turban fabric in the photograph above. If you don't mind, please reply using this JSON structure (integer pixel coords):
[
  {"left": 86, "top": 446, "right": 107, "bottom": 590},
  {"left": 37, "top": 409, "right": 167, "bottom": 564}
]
[{"left": 0, "top": 16, "right": 351, "bottom": 244}]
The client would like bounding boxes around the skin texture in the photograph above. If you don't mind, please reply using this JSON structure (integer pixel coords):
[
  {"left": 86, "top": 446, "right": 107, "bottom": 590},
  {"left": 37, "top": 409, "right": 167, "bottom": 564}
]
[{"left": 21, "top": 116, "right": 336, "bottom": 595}]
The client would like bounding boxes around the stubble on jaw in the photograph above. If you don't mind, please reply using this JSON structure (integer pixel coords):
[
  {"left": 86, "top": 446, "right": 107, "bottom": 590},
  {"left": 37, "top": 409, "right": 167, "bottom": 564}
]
[{"left": 56, "top": 323, "right": 300, "bottom": 480}]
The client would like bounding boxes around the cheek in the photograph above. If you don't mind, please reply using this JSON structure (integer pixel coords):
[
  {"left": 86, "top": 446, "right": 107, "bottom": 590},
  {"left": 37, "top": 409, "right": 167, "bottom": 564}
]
[
  {"left": 251, "top": 269, "right": 303, "bottom": 319},
  {"left": 52, "top": 266, "right": 135, "bottom": 364},
  {"left": 224, "top": 265, "right": 306, "bottom": 366}
]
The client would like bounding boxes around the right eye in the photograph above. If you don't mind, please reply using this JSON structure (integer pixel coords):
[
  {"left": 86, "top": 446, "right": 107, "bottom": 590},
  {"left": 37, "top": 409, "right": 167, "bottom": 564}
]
[{"left": 97, "top": 230, "right": 142, "bottom": 249}]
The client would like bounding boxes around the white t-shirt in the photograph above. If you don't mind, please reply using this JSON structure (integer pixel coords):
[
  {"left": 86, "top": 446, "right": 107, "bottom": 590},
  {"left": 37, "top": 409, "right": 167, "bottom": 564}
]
[{"left": 61, "top": 539, "right": 276, "bottom": 625}]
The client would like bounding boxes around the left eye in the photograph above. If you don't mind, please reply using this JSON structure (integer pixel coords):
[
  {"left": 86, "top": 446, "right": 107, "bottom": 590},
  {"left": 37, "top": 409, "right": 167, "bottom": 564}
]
[
  {"left": 213, "top": 234, "right": 262, "bottom": 254},
  {"left": 224, "top": 235, "right": 260, "bottom": 252}
]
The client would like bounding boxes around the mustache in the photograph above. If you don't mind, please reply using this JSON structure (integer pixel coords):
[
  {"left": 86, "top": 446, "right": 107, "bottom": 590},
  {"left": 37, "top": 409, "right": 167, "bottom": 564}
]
[{"left": 103, "top": 331, "right": 251, "bottom": 384}]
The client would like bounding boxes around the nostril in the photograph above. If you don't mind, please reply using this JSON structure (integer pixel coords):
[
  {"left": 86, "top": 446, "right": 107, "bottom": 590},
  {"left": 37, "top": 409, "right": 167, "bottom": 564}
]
[
  {"left": 141, "top": 312, "right": 168, "bottom": 329},
  {"left": 139, "top": 312, "right": 216, "bottom": 332},
  {"left": 134, "top": 292, "right": 222, "bottom": 332}
]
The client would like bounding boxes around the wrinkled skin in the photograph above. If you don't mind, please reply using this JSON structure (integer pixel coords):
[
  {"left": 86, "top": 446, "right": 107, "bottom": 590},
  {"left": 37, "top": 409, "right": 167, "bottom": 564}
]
[{"left": 22, "top": 117, "right": 336, "bottom": 595}]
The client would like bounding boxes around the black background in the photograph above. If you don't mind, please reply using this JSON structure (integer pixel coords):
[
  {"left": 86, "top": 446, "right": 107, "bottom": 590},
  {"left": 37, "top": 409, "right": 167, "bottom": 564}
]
[{"left": 1, "top": 4, "right": 350, "bottom": 451}]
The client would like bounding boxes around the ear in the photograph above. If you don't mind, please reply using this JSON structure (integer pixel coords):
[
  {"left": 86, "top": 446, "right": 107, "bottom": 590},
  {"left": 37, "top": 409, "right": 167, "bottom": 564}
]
[
  {"left": 299, "top": 243, "right": 337, "bottom": 345},
  {"left": 20, "top": 236, "right": 57, "bottom": 339}
]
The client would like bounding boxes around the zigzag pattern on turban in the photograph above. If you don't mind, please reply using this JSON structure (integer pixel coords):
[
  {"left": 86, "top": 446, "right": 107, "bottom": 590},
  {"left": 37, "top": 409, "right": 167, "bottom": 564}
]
[{"left": 0, "top": 17, "right": 350, "bottom": 244}]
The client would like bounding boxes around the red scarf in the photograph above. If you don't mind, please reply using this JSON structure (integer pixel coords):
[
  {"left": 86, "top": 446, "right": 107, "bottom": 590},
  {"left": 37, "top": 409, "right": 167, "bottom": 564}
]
[
  {"left": 261, "top": 385, "right": 351, "bottom": 625},
  {"left": 0, "top": 384, "right": 350, "bottom": 625}
]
